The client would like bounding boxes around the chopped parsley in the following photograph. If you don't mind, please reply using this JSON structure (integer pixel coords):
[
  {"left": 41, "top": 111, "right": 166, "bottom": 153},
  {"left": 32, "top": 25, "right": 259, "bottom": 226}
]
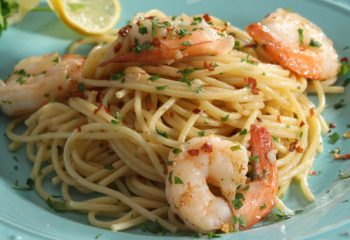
[
  {"left": 239, "top": 128, "right": 248, "bottom": 135},
  {"left": 198, "top": 130, "right": 205, "bottom": 137},
  {"left": 234, "top": 40, "right": 241, "bottom": 49},
  {"left": 148, "top": 74, "right": 160, "bottom": 81},
  {"left": 178, "top": 68, "right": 195, "bottom": 87},
  {"left": 181, "top": 41, "right": 191, "bottom": 46},
  {"left": 111, "top": 71, "right": 125, "bottom": 82},
  {"left": 272, "top": 136, "right": 279, "bottom": 142},
  {"left": 220, "top": 114, "right": 229, "bottom": 122},
  {"left": 138, "top": 24, "right": 148, "bottom": 35},
  {"left": 165, "top": 159, "right": 174, "bottom": 166},
  {"left": 94, "top": 233, "right": 102, "bottom": 240},
  {"left": 156, "top": 128, "right": 168, "bottom": 138},
  {"left": 141, "top": 219, "right": 168, "bottom": 235},
  {"left": 232, "top": 192, "right": 244, "bottom": 210},
  {"left": 52, "top": 56, "right": 60, "bottom": 63},
  {"left": 328, "top": 132, "right": 340, "bottom": 144},
  {"left": 207, "top": 232, "right": 220, "bottom": 239},
  {"left": 297, "top": 28, "right": 304, "bottom": 44},
  {"left": 334, "top": 99, "right": 345, "bottom": 110},
  {"left": 191, "top": 16, "right": 203, "bottom": 25},
  {"left": 249, "top": 155, "right": 259, "bottom": 164},
  {"left": 0, "top": 0, "right": 19, "bottom": 36},
  {"left": 309, "top": 39, "right": 321, "bottom": 48},
  {"left": 104, "top": 164, "right": 114, "bottom": 170},
  {"left": 195, "top": 85, "right": 203, "bottom": 93},
  {"left": 14, "top": 69, "right": 29, "bottom": 85},
  {"left": 111, "top": 112, "right": 121, "bottom": 125},
  {"left": 175, "top": 28, "right": 190, "bottom": 38},
  {"left": 339, "top": 61, "right": 350, "bottom": 76},
  {"left": 172, "top": 148, "right": 182, "bottom": 155},
  {"left": 134, "top": 40, "right": 154, "bottom": 53},
  {"left": 156, "top": 85, "right": 167, "bottom": 90},
  {"left": 174, "top": 176, "right": 183, "bottom": 184},
  {"left": 240, "top": 54, "right": 257, "bottom": 65},
  {"left": 46, "top": 198, "right": 67, "bottom": 212}
]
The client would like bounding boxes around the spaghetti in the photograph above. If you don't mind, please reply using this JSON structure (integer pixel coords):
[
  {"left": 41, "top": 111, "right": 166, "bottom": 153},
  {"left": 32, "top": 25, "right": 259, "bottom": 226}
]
[{"left": 5, "top": 9, "right": 343, "bottom": 234}]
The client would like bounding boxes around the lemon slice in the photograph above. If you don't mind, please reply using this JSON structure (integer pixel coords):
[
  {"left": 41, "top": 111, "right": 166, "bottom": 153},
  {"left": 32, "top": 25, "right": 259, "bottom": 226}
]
[{"left": 48, "top": 0, "right": 121, "bottom": 35}]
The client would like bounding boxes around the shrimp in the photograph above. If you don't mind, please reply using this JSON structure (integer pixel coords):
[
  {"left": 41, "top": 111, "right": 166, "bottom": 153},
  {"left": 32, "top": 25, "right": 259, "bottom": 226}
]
[
  {"left": 246, "top": 8, "right": 340, "bottom": 80},
  {"left": 165, "top": 135, "right": 249, "bottom": 232},
  {"left": 234, "top": 124, "right": 278, "bottom": 230},
  {"left": 0, "top": 53, "right": 85, "bottom": 116},
  {"left": 100, "top": 11, "right": 234, "bottom": 66},
  {"left": 165, "top": 125, "right": 278, "bottom": 233}
]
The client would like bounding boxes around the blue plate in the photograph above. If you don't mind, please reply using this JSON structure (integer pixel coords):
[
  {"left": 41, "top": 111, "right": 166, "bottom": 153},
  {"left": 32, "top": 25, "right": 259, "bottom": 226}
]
[{"left": 0, "top": 0, "right": 350, "bottom": 239}]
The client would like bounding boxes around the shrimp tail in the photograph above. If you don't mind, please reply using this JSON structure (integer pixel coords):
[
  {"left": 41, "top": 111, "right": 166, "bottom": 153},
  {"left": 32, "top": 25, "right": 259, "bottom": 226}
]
[
  {"left": 246, "top": 22, "right": 321, "bottom": 79},
  {"left": 235, "top": 124, "right": 278, "bottom": 230}
]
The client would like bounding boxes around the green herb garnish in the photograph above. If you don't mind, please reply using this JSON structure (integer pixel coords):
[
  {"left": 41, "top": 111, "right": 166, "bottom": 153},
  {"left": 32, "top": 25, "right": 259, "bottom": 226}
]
[{"left": 328, "top": 132, "right": 340, "bottom": 144}]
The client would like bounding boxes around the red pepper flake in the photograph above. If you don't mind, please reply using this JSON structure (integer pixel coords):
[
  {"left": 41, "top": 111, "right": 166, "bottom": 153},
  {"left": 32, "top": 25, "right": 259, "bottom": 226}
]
[
  {"left": 203, "top": 13, "right": 211, "bottom": 22},
  {"left": 245, "top": 77, "right": 260, "bottom": 95},
  {"left": 94, "top": 105, "right": 103, "bottom": 115},
  {"left": 340, "top": 57, "right": 348, "bottom": 63},
  {"left": 118, "top": 25, "right": 131, "bottom": 37},
  {"left": 77, "top": 126, "right": 82, "bottom": 132},
  {"left": 152, "top": 37, "right": 161, "bottom": 47},
  {"left": 309, "top": 108, "right": 315, "bottom": 117},
  {"left": 296, "top": 146, "right": 304, "bottom": 153},
  {"left": 329, "top": 123, "right": 336, "bottom": 129},
  {"left": 203, "top": 61, "right": 217, "bottom": 72},
  {"left": 188, "top": 149, "right": 199, "bottom": 156},
  {"left": 103, "top": 105, "right": 111, "bottom": 114},
  {"left": 289, "top": 141, "right": 297, "bottom": 152},
  {"left": 299, "top": 120, "right": 305, "bottom": 127},
  {"left": 145, "top": 16, "right": 155, "bottom": 20},
  {"left": 200, "top": 142, "right": 213, "bottom": 153},
  {"left": 192, "top": 108, "right": 201, "bottom": 114},
  {"left": 136, "top": 20, "right": 141, "bottom": 27},
  {"left": 309, "top": 170, "right": 319, "bottom": 176},
  {"left": 334, "top": 153, "right": 350, "bottom": 160},
  {"left": 276, "top": 115, "right": 281, "bottom": 123},
  {"left": 256, "top": 117, "right": 263, "bottom": 122},
  {"left": 114, "top": 43, "right": 122, "bottom": 52}
]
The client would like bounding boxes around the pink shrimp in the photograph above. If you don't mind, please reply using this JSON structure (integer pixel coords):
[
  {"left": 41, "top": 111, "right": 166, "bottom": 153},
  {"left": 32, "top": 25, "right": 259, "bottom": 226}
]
[
  {"left": 234, "top": 124, "right": 278, "bottom": 230},
  {"left": 246, "top": 8, "right": 340, "bottom": 80},
  {"left": 165, "top": 124, "right": 278, "bottom": 233},
  {"left": 0, "top": 53, "right": 85, "bottom": 116},
  {"left": 100, "top": 11, "right": 234, "bottom": 66}
]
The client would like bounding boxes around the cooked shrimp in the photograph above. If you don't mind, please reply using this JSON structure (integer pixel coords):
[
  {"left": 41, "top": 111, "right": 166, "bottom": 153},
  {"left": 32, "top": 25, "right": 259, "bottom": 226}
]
[
  {"left": 100, "top": 11, "right": 234, "bottom": 66},
  {"left": 0, "top": 53, "right": 85, "bottom": 116},
  {"left": 165, "top": 135, "right": 249, "bottom": 232},
  {"left": 246, "top": 8, "right": 340, "bottom": 80},
  {"left": 165, "top": 125, "right": 278, "bottom": 233},
  {"left": 234, "top": 124, "right": 278, "bottom": 230}
]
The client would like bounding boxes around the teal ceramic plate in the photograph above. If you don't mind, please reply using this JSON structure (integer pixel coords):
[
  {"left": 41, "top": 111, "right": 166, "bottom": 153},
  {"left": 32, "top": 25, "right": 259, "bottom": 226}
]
[{"left": 1, "top": 0, "right": 350, "bottom": 239}]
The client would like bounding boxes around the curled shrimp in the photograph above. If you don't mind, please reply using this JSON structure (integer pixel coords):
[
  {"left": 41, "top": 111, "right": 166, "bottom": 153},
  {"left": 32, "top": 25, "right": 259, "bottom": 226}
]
[
  {"left": 165, "top": 125, "right": 278, "bottom": 232},
  {"left": 0, "top": 53, "right": 85, "bottom": 116},
  {"left": 246, "top": 8, "right": 340, "bottom": 80},
  {"left": 100, "top": 11, "right": 234, "bottom": 66},
  {"left": 165, "top": 135, "right": 249, "bottom": 232}
]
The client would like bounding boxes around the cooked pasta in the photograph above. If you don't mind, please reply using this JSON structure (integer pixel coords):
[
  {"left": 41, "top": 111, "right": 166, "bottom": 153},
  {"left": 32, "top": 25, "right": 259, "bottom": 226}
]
[{"left": 3, "top": 8, "right": 343, "bottom": 234}]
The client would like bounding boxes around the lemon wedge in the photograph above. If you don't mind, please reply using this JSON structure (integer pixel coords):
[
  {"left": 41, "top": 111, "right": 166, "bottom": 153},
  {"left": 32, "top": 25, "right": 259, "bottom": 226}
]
[{"left": 48, "top": 0, "right": 121, "bottom": 35}]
